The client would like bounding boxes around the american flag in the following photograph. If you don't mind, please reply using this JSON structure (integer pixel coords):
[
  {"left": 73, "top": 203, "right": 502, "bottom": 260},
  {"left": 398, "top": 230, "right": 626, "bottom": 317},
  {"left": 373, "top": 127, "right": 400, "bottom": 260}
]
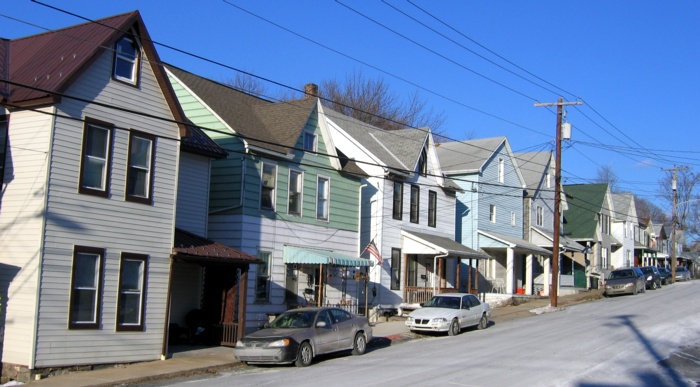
[{"left": 362, "top": 241, "right": 383, "bottom": 266}]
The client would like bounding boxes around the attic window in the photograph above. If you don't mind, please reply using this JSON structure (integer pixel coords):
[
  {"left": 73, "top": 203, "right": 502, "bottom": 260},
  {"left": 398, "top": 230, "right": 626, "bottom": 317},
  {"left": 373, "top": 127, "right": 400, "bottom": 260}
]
[
  {"left": 303, "top": 131, "right": 317, "bottom": 153},
  {"left": 417, "top": 147, "right": 427, "bottom": 176},
  {"left": 113, "top": 36, "right": 139, "bottom": 85}
]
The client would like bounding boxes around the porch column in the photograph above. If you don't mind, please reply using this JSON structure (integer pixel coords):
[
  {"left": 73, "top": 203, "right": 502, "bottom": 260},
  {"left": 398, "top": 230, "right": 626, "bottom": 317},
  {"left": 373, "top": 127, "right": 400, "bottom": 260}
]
[
  {"left": 456, "top": 259, "right": 461, "bottom": 291},
  {"left": 238, "top": 268, "right": 249, "bottom": 341},
  {"left": 543, "top": 255, "right": 551, "bottom": 296},
  {"left": 506, "top": 248, "right": 515, "bottom": 294},
  {"left": 402, "top": 253, "right": 408, "bottom": 302},
  {"left": 525, "top": 254, "right": 533, "bottom": 295}
]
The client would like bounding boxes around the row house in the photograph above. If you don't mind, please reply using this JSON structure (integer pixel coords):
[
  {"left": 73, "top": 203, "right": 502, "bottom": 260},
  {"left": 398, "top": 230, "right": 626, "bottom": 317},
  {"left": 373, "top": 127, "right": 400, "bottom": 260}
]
[
  {"left": 436, "top": 137, "right": 551, "bottom": 296},
  {"left": 165, "top": 69, "right": 369, "bottom": 334},
  {"left": 0, "top": 11, "right": 264, "bottom": 380},
  {"left": 323, "top": 109, "right": 485, "bottom": 313},
  {"left": 562, "top": 183, "right": 614, "bottom": 288},
  {"left": 611, "top": 193, "right": 637, "bottom": 269}
]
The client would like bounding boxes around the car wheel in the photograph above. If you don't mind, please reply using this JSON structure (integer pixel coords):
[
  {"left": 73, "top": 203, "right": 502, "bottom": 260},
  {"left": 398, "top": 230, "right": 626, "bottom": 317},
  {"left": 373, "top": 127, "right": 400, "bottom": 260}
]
[
  {"left": 477, "top": 314, "right": 488, "bottom": 330},
  {"left": 652, "top": 281, "right": 657, "bottom": 290},
  {"left": 448, "top": 319, "right": 460, "bottom": 336},
  {"left": 351, "top": 332, "right": 367, "bottom": 356},
  {"left": 294, "top": 341, "right": 313, "bottom": 367}
]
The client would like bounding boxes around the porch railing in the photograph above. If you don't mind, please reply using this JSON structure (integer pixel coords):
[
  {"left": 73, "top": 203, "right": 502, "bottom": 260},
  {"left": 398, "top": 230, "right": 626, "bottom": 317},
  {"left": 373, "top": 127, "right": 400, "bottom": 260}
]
[
  {"left": 404, "top": 286, "right": 458, "bottom": 304},
  {"left": 214, "top": 322, "right": 239, "bottom": 346}
]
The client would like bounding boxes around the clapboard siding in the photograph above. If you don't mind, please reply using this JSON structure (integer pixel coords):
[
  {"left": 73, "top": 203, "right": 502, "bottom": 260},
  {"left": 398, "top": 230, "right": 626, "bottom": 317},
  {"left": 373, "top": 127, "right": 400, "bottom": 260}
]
[
  {"left": 0, "top": 108, "right": 53, "bottom": 367},
  {"left": 176, "top": 153, "right": 211, "bottom": 236},
  {"left": 30, "top": 47, "right": 179, "bottom": 367}
]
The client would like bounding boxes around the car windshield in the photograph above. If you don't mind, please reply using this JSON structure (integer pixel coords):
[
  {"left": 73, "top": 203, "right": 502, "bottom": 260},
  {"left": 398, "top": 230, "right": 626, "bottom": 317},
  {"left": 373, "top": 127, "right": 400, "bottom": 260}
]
[
  {"left": 424, "top": 296, "right": 460, "bottom": 309},
  {"left": 609, "top": 270, "right": 634, "bottom": 280},
  {"left": 268, "top": 310, "right": 317, "bottom": 329},
  {"left": 641, "top": 267, "right": 653, "bottom": 274},
  {"left": 678, "top": 267, "right": 687, "bottom": 272}
]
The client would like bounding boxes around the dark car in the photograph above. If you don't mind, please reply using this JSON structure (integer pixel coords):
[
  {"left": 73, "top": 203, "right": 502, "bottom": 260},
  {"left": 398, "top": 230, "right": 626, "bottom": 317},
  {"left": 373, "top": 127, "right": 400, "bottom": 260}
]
[
  {"left": 233, "top": 307, "right": 372, "bottom": 367},
  {"left": 657, "top": 267, "right": 672, "bottom": 285},
  {"left": 640, "top": 266, "right": 663, "bottom": 290},
  {"left": 604, "top": 268, "right": 646, "bottom": 296}
]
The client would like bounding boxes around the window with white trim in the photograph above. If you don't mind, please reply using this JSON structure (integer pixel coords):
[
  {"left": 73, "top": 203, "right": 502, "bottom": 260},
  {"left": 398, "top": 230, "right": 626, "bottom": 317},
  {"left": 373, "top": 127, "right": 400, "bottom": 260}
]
[
  {"left": 316, "top": 176, "right": 329, "bottom": 220},
  {"left": 261, "top": 163, "right": 277, "bottom": 210},
  {"left": 498, "top": 158, "right": 504, "bottom": 183},
  {"left": 536, "top": 206, "right": 544, "bottom": 227},
  {"left": 428, "top": 190, "right": 437, "bottom": 227},
  {"left": 303, "top": 131, "right": 317, "bottom": 153},
  {"left": 511, "top": 211, "right": 516, "bottom": 226},
  {"left": 69, "top": 246, "right": 104, "bottom": 330},
  {"left": 288, "top": 170, "right": 303, "bottom": 216},
  {"left": 117, "top": 253, "right": 147, "bottom": 331},
  {"left": 410, "top": 184, "right": 420, "bottom": 223},
  {"left": 601, "top": 247, "right": 609, "bottom": 268},
  {"left": 392, "top": 181, "right": 403, "bottom": 220},
  {"left": 490, "top": 204, "right": 496, "bottom": 223},
  {"left": 113, "top": 35, "right": 139, "bottom": 84}
]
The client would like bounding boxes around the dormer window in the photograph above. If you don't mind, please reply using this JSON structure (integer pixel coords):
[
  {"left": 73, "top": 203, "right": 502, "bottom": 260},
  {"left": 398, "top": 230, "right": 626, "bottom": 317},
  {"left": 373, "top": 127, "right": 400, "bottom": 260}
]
[{"left": 113, "top": 36, "right": 139, "bottom": 85}]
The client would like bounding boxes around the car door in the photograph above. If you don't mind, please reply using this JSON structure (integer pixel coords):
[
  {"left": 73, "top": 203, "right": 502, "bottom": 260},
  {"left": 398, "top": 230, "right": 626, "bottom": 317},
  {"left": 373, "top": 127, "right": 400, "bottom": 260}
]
[
  {"left": 460, "top": 295, "right": 478, "bottom": 327},
  {"left": 330, "top": 309, "right": 356, "bottom": 350},
  {"left": 313, "top": 310, "right": 338, "bottom": 354}
]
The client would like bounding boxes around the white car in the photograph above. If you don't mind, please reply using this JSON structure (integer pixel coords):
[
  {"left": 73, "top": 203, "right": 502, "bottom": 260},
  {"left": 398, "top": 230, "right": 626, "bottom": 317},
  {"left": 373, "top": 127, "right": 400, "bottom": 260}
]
[{"left": 405, "top": 293, "right": 491, "bottom": 336}]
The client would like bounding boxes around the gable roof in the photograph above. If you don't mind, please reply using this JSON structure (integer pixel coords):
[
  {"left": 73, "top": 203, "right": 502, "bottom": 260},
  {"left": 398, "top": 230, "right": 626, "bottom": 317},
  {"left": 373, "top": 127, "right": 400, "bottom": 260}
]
[
  {"left": 611, "top": 192, "right": 636, "bottom": 222},
  {"left": 323, "top": 107, "right": 427, "bottom": 174},
  {"left": 165, "top": 64, "right": 317, "bottom": 156},
  {"left": 514, "top": 151, "right": 552, "bottom": 192},
  {"left": 436, "top": 136, "right": 506, "bottom": 174},
  {"left": 563, "top": 183, "right": 609, "bottom": 239},
  {"left": 3, "top": 11, "right": 190, "bottom": 136}
]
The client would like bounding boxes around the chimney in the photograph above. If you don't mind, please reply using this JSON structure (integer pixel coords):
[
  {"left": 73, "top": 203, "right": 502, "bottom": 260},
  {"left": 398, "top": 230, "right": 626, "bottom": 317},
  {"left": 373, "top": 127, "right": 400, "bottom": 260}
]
[{"left": 304, "top": 83, "right": 318, "bottom": 99}]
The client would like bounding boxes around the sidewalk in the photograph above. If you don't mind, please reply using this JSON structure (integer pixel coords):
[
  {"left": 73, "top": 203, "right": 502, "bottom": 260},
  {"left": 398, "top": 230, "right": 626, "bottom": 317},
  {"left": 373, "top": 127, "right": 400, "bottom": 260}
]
[{"left": 25, "top": 290, "right": 603, "bottom": 386}]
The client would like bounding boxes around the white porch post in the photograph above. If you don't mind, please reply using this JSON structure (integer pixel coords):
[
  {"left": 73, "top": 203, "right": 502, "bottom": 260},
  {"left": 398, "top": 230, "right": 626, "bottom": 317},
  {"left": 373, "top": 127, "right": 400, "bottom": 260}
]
[
  {"left": 506, "top": 247, "right": 515, "bottom": 294},
  {"left": 543, "top": 255, "right": 551, "bottom": 296},
  {"left": 525, "top": 254, "right": 533, "bottom": 295}
]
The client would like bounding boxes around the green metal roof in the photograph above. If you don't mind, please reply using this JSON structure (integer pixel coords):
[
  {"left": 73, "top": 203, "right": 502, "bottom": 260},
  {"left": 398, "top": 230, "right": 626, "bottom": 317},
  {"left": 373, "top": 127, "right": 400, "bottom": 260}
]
[
  {"left": 283, "top": 246, "right": 372, "bottom": 267},
  {"left": 563, "top": 183, "right": 609, "bottom": 239}
]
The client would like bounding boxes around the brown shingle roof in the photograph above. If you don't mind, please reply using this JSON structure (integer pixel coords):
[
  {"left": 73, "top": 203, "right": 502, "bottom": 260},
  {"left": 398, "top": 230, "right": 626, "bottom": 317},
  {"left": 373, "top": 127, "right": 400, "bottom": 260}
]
[{"left": 173, "top": 228, "right": 261, "bottom": 264}]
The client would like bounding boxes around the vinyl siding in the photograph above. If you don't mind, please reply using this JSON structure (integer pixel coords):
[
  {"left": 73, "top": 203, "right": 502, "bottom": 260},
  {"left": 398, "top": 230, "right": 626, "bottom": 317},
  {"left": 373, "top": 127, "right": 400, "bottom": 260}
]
[
  {"left": 32, "top": 47, "right": 179, "bottom": 368},
  {"left": 176, "top": 153, "right": 211, "bottom": 236},
  {"left": 0, "top": 108, "right": 53, "bottom": 367}
]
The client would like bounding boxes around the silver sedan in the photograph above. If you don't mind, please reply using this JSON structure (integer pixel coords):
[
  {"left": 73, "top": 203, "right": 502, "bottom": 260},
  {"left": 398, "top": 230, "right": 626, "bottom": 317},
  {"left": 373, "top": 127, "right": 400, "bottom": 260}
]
[
  {"left": 234, "top": 307, "right": 372, "bottom": 367},
  {"left": 405, "top": 293, "right": 491, "bottom": 336}
]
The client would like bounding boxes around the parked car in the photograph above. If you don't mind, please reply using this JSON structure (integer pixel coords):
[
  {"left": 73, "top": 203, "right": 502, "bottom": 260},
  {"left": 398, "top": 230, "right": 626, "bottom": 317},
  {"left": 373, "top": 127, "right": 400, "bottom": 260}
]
[
  {"left": 640, "top": 266, "right": 663, "bottom": 290},
  {"left": 604, "top": 268, "right": 646, "bottom": 296},
  {"left": 405, "top": 293, "right": 491, "bottom": 336},
  {"left": 675, "top": 266, "right": 692, "bottom": 281},
  {"left": 233, "top": 307, "right": 372, "bottom": 367},
  {"left": 657, "top": 267, "right": 672, "bottom": 285}
]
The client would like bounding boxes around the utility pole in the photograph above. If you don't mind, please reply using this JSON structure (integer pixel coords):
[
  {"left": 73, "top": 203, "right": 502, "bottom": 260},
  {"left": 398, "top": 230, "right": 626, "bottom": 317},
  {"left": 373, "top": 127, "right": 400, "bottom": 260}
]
[
  {"left": 664, "top": 166, "right": 689, "bottom": 283},
  {"left": 535, "top": 98, "right": 583, "bottom": 307}
]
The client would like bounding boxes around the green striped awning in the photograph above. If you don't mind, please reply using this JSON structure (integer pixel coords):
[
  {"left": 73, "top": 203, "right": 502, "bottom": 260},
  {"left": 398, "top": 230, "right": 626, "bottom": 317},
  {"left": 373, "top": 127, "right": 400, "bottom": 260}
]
[{"left": 283, "top": 246, "right": 372, "bottom": 267}]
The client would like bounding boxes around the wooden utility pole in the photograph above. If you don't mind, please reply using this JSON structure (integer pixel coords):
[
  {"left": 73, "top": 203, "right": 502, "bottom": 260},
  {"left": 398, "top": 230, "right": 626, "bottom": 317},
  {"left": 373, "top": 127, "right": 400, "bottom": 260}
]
[
  {"left": 664, "top": 166, "right": 689, "bottom": 283},
  {"left": 535, "top": 98, "right": 583, "bottom": 307}
]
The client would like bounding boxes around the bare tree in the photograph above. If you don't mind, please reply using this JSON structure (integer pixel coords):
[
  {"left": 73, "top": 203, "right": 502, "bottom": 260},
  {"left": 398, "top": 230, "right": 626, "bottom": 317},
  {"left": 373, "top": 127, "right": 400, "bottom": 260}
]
[
  {"left": 634, "top": 196, "right": 667, "bottom": 223},
  {"left": 658, "top": 169, "right": 700, "bottom": 243},
  {"left": 594, "top": 164, "right": 619, "bottom": 193},
  {"left": 318, "top": 69, "right": 446, "bottom": 136},
  {"left": 223, "top": 72, "right": 268, "bottom": 99}
]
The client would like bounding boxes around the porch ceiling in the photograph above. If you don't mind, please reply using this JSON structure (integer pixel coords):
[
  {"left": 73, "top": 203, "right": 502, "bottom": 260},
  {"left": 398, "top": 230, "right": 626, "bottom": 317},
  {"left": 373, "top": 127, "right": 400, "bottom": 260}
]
[
  {"left": 401, "top": 230, "right": 490, "bottom": 259},
  {"left": 282, "top": 246, "right": 372, "bottom": 267},
  {"left": 478, "top": 230, "right": 552, "bottom": 256}
]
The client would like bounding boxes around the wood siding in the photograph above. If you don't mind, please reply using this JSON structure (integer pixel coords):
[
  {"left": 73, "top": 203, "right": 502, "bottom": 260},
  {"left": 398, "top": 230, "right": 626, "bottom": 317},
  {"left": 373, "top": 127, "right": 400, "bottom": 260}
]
[{"left": 176, "top": 153, "right": 211, "bottom": 236}]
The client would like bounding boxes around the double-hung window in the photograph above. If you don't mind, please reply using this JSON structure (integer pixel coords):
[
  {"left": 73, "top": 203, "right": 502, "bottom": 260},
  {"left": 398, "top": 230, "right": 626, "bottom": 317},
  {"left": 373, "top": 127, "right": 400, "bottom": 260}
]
[
  {"left": 256, "top": 251, "right": 271, "bottom": 302},
  {"left": 126, "top": 131, "right": 155, "bottom": 204},
  {"left": 390, "top": 248, "right": 401, "bottom": 290},
  {"left": 410, "top": 184, "right": 420, "bottom": 223},
  {"left": 69, "top": 246, "right": 105, "bottom": 330},
  {"left": 113, "top": 35, "right": 139, "bottom": 85},
  {"left": 392, "top": 181, "right": 403, "bottom": 220},
  {"left": 79, "top": 118, "right": 113, "bottom": 197},
  {"left": 316, "top": 176, "right": 329, "bottom": 221},
  {"left": 303, "top": 131, "right": 317, "bottom": 153},
  {"left": 498, "top": 158, "right": 504, "bottom": 183},
  {"left": 288, "top": 170, "right": 303, "bottom": 216},
  {"left": 261, "top": 163, "right": 277, "bottom": 210},
  {"left": 536, "top": 206, "right": 544, "bottom": 227},
  {"left": 490, "top": 204, "right": 496, "bottom": 223},
  {"left": 117, "top": 253, "right": 147, "bottom": 331},
  {"left": 428, "top": 190, "right": 437, "bottom": 227}
]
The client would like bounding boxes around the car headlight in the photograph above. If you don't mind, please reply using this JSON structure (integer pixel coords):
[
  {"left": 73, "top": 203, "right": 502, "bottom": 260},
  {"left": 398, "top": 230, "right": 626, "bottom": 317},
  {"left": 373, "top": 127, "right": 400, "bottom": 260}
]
[
  {"left": 647, "top": 275, "right": 653, "bottom": 281},
  {"left": 406, "top": 316, "right": 414, "bottom": 322},
  {"left": 432, "top": 318, "right": 448, "bottom": 323},
  {"left": 624, "top": 283, "right": 634, "bottom": 288},
  {"left": 267, "top": 339, "right": 290, "bottom": 348},
  {"left": 605, "top": 285, "right": 612, "bottom": 289},
  {"left": 236, "top": 340, "right": 245, "bottom": 348}
]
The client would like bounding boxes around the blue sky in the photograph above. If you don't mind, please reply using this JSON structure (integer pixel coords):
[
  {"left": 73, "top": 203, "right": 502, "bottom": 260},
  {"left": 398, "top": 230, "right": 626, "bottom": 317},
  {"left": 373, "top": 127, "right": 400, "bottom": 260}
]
[{"left": 4, "top": 1, "right": 699, "bottom": 213}]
